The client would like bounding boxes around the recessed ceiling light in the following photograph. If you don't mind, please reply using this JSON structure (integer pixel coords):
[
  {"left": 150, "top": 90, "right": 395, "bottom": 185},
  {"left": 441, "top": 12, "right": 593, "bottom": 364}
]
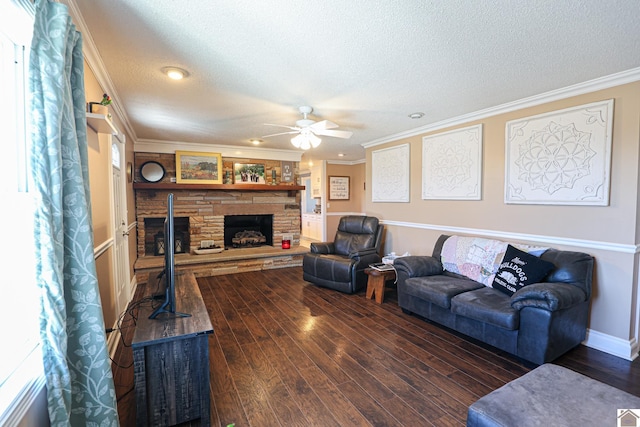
[
  {"left": 408, "top": 112, "right": 425, "bottom": 119},
  {"left": 338, "top": 153, "right": 345, "bottom": 157},
  {"left": 162, "top": 66, "right": 189, "bottom": 80},
  {"left": 250, "top": 139, "right": 262, "bottom": 145}
]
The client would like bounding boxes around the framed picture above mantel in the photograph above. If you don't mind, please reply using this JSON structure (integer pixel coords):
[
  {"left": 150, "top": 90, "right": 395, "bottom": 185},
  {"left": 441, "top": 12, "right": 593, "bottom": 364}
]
[{"left": 176, "top": 151, "right": 222, "bottom": 184}]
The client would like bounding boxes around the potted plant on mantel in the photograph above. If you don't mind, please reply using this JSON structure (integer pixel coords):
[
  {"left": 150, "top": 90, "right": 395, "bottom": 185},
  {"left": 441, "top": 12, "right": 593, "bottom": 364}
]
[{"left": 88, "top": 93, "right": 112, "bottom": 116}]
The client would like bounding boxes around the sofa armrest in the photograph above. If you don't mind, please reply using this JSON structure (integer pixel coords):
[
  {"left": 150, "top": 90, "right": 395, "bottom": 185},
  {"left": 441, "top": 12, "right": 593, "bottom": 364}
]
[
  {"left": 310, "top": 242, "right": 334, "bottom": 254},
  {"left": 511, "top": 282, "right": 587, "bottom": 311},
  {"left": 394, "top": 256, "right": 443, "bottom": 278}
]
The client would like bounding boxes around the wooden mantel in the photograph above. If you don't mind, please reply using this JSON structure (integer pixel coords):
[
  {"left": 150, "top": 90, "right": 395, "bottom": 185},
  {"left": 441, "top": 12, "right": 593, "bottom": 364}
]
[{"left": 133, "top": 182, "right": 305, "bottom": 195}]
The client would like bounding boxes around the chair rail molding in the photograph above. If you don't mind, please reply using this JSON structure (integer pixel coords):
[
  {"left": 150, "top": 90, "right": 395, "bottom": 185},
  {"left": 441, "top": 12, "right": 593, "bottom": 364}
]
[{"left": 380, "top": 220, "right": 638, "bottom": 254}]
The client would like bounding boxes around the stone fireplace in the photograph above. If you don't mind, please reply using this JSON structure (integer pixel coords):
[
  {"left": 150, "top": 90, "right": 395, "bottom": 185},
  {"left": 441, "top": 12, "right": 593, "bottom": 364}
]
[{"left": 135, "top": 188, "right": 301, "bottom": 258}]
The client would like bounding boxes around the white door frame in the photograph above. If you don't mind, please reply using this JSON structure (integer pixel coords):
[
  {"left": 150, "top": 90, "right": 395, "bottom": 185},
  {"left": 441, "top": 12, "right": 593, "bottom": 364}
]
[{"left": 110, "top": 133, "right": 131, "bottom": 320}]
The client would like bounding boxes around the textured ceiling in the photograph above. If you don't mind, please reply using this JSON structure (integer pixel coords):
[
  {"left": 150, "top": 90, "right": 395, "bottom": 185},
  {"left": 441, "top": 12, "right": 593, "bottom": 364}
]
[{"left": 71, "top": 0, "right": 640, "bottom": 162}]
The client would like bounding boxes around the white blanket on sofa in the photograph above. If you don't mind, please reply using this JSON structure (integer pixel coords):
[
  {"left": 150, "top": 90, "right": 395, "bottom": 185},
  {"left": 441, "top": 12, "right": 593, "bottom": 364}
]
[{"left": 441, "top": 236, "right": 547, "bottom": 287}]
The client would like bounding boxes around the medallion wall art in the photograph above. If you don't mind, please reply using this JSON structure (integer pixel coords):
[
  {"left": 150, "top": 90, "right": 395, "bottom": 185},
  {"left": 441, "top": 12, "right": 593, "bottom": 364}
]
[
  {"left": 422, "top": 124, "right": 483, "bottom": 200},
  {"left": 505, "top": 99, "right": 613, "bottom": 205},
  {"left": 372, "top": 143, "right": 410, "bottom": 202}
]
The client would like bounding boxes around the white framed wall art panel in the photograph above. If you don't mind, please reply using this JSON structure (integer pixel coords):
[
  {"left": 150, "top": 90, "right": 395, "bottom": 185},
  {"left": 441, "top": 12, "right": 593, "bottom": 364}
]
[
  {"left": 372, "top": 143, "right": 410, "bottom": 202},
  {"left": 422, "top": 124, "right": 483, "bottom": 200},
  {"left": 505, "top": 99, "right": 613, "bottom": 205}
]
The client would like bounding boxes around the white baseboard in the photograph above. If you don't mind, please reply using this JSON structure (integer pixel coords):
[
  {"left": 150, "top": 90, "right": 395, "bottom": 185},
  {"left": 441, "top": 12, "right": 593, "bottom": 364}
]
[
  {"left": 106, "top": 326, "right": 121, "bottom": 360},
  {"left": 584, "top": 329, "right": 638, "bottom": 361},
  {"left": 108, "top": 274, "right": 138, "bottom": 360}
]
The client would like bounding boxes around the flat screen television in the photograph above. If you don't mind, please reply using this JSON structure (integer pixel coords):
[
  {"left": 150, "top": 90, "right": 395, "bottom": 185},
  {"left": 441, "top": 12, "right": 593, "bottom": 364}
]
[{"left": 149, "top": 193, "right": 191, "bottom": 319}]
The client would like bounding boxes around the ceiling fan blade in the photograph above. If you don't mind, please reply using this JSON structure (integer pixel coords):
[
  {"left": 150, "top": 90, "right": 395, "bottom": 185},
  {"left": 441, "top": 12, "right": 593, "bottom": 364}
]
[
  {"left": 313, "top": 129, "right": 353, "bottom": 139},
  {"left": 262, "top": 130, "right": 300, "bottom": 138},
  {"left": 263, "top": 123, "right": 299, "bottom": 131},
  {"left": 310, "top": 120, "right": 338, "bottom": 130}
]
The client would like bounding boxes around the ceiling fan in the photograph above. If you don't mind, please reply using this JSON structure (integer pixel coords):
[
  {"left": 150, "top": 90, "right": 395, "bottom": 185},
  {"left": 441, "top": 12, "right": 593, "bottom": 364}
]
[{"left": 263, "top": 106, "right": 353, "bottom": 149}]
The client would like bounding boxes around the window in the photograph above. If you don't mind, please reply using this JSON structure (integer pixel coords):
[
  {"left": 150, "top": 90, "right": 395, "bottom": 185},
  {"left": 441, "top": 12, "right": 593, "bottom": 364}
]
[{"left": 0, "top": 0, "right": 43, "bottom": 424}]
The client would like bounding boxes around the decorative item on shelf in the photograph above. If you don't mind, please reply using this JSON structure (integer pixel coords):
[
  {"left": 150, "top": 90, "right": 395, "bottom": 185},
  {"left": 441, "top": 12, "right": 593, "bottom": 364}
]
[
  {"left": 281, "top": 234, "right": 292, "bottom": 249},
  {"left": 154, "top": 231, "right": 165, "bottom": 256},
  {"left": 193, "top": 239, "right": 223, "bottom": 254},
  {"left": 176, "top": 151, "right": 223, "bottom": 184},
  {"left": 88, "top": 93, "right": 112, "bottom": 115},
  {"left": 126, "top": 162, "right": 133, "bottom": 183},
  {"left": 233, "top": 163, "right": 265, "bottom": 184},
  {"left": 271, "top": 169, "right": 277, "bottom": 185},
  {"left": 281, "top": 161, "right": 293, "bottom": 183},
  {"left": 224, "top": 170, "right": 232, "bottom": 184},
  {"left": 174, "top": 231, "right": 185, "bottom": 254},
  {"left": 140, "top": 161, "right": 165, "bottom": 183}
]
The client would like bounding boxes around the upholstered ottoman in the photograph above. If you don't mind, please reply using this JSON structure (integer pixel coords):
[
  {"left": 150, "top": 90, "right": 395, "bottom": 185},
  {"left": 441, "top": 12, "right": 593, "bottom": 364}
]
[{"left": 467, "top": 364, "right": 640, "bottom": 427}]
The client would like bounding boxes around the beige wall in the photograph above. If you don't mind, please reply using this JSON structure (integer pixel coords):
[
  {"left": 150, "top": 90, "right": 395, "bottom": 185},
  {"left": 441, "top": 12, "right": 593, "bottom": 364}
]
[
  {"left": 364, "top": 82, "right": 640, "bottom": 358},
  {"left": 84, "top": 60, "right": 138, "bottom": 328},
  {"left": 326, "top": 162, "right": 366, "bottom": 239}
]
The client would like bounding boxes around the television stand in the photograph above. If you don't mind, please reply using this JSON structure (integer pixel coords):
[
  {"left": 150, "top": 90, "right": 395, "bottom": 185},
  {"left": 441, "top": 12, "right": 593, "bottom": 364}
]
[{"left": 132, "top": 270, "right": 214, "bottom": 426}]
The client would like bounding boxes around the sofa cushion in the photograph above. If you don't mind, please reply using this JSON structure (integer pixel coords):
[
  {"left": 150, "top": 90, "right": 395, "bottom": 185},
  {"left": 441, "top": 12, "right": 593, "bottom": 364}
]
[
  {"left": 440, "top": 236, "right": 549, "bottom": 287},
  {"left": 492, "top": 245, "right": 554, "bottom": 296},
  {"left": 334, "top": 231, "right": 376, "bottom": 256},
  {"left": 441, "top": 236, "right": 508, "bottom": 286},
  {"left": 451, "top": 287, "right": 519, "bottom": 330},
  {"left": 403, "top": 276, "right": 484, "bottom": 309}
]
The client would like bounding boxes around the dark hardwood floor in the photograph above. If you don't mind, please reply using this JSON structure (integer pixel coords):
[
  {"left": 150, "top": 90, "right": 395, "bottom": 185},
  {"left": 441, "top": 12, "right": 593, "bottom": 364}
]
[{"left": 111, "top": 267, "right": 640, "bottom": 426}]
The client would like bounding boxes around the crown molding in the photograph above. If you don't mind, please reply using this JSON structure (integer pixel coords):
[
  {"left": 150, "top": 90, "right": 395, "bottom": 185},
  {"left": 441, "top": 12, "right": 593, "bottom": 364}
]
[
  {"left": 327, "top": 159, "right": 365, "bottom": 165},
  {"left": 362, "top": 67, "right": 640, "bottom": 149},
  {"left": 63, "top": 0, "right": 137, "bottom": 141},
  {"left": 134, "top": 139, "right": 303, "bottom": 161}
]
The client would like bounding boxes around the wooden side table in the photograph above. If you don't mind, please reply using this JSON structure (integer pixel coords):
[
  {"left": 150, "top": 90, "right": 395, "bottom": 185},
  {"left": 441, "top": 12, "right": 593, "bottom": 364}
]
[{"left": 365, "top": 267, "right": 396, "bottom": 304}]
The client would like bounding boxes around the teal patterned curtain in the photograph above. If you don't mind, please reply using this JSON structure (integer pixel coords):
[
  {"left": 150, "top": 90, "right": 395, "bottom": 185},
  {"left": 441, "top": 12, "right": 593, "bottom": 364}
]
[{"left": 29, "top": 0, "right": 118, "bottom": 425}]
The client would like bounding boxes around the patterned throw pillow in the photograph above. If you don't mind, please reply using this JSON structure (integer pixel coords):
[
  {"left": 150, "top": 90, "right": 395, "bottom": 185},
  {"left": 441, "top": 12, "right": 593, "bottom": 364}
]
[{"left": 491, "top": 245, "right": 555, "bottom": 296}]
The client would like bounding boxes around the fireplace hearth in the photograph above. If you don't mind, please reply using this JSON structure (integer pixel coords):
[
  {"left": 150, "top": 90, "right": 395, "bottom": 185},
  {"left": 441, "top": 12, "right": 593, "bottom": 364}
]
[{"left": 224, "top": 214, "right": 273, "bottom": 249}]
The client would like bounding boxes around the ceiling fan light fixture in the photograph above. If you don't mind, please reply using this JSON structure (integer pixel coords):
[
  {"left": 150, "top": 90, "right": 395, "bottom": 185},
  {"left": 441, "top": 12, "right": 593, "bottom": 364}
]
[
  {"left": 291, "top": 134, "right": 303, "bottom": 148},
  {"left": 309, "top": 133, "right": 321, "bottom": 148},
  {"left": 162, "top": 66, "right": 189, "bottom": 80},
  {"left": 291, "top": 133, "right": 321, "bottom": 150}
]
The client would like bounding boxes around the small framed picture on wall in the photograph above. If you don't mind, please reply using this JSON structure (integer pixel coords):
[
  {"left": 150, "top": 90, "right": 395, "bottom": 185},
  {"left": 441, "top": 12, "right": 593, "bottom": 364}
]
[{"left": 329, "top": 176, "right": 350, "bottom": 200}]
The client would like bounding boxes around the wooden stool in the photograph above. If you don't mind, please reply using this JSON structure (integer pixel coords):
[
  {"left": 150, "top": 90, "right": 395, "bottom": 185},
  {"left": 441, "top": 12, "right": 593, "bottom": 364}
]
[{"left": 365, "top": 267, "right": 396, "bottom": 303}]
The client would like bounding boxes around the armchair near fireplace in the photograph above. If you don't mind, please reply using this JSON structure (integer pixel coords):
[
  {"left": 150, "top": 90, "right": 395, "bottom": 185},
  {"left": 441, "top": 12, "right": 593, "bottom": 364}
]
[{"left": 303, "top": 216, "right": 384, "bottom": 294}]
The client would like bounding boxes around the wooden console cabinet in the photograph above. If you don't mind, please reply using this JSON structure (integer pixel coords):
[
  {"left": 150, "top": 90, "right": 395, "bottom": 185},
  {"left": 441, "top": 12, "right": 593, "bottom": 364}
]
[{"left": 132, "top": 270, "right": 213, "bottom": 426}]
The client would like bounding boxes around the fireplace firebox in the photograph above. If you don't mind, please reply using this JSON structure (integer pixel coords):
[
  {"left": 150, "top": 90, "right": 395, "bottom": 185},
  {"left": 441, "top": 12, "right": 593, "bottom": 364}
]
[
  {"left": 224, "top": 214, "right": 273, "bottom": 248},
  {"left": 144, "top": 217, "right": 189, "bottom": 256}
]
